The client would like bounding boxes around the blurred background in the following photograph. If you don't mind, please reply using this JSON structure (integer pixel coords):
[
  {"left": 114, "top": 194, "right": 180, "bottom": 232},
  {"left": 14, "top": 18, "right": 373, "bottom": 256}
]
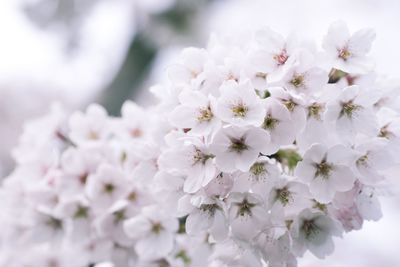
[{"left": 0, "top": 0, "right": 399, "bottom": 265}]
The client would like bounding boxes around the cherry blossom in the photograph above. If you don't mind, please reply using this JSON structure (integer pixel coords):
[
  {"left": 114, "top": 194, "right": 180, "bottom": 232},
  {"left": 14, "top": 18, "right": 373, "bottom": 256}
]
[
  {"left": 215, "top": 80, "right": 265, "bottom": 127},
  {"left": 210, "top": 126, "right": 271, "bottom": 172},
  {"left": 0, "top": 22, "right": 398, "bottom": 267},
  {"left": 295, "top": 144, "right": 356, "bottom": 203},
  {"left": 323, "top": 21, "right": 376, "bottom": 73},
  {"left": 291, "top": 209, "right": 341, "bottom": 258},
  {"left": 123, "top": 206, "right": 179, "bottom": 261}
]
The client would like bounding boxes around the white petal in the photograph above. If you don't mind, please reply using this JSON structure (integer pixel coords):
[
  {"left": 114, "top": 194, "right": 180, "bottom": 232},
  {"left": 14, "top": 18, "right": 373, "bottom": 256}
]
[
  {"left": 183, "top": 173, "right": 204, "bottom": 193},
  {"left": 266, "top": 98, "right": 291, "bottom": 121},
  {"left": 235, "top": 149, "right": 259, "bottom": 172},
  {"left": 177, "top": 195, "right": 195, "bottom": 217},
  {"left": 231, "top": 214, "right": 258, "bottom": 240},
  {"left": 163, "top": 217, "right": 179, "bottom": 232},
  {"left": 186, "top": 210, "right": 213, "bottom": 235},
  {"left": 307, "top": 236, "right": 334, "bottom": 259},
  {"left": 357, "top": 165, "right": 384, "bottom": 185},
  {"left": 249, "top": 50, "right": 277, "bottom": 73},
  {"left": 309, "top": 178, "right": 335, "bottom": 204},
  {"left": 329, "top": 165, "right": 356, "bottom": 193},
  {"left": 215, "top": 151, "right": 237, "bottom": 172},
  {"left": 181, "top": 47, "right": 207, "bottom": 73},
  {"left": 323, "top": 21, "right": 350, "bottom": 53},
  {"left": 294, "top": 161, "right": 315, "bottom": 184},
  {"left": 305, "top": 144, "right": 327, "bottom": 163},
  {"left": 169, "top": 105, "right": 197, "bottom": 129},
  {"left": 348, "top": 28, "right": 376, "bottom": 56},
  {"left": 168, "top": 64, "right": 192, "bottom": 84},
  {"left": 202, "top": 162, "right": 217, "bottom": 186},
  {"left": 341, "top": 85, "right": 360, "bottom": 102},
  {"left": 210, "top": 210, "right": 228, "bottom": 241},
  {"left": 327, "top": 145, "right": 355, "bottom": 165},
  {"left": 123, "top": 216, "right": 149, "bottom": 239},
  {"left": 255, "top": 27, "right": 285, "bottom": 52},
  {"left": 356, "top": 190, "right": 382, "bottom": 221},
  {"left": 135, "top": 231, "right": 174, "bottom": 261},
  {"left": 304, "top": 68, "right": 328, "bottom": 93},
  {"left": 179, "top": 90, "right": 208, "bottom": 107},
  {"left": 352, "top": 108, "right": 379, "bottom": 136},
  {"left": 246, "top": 128, "right": 271, "bottom": 155}
]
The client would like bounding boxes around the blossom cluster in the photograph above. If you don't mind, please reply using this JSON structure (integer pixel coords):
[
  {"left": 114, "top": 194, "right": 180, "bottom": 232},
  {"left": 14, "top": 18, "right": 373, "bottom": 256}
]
[
  {"left": 156, "top": 21, "right": 400, "bottom": 266},
  {"left": 1, "top": 22, "right": 400, "bottom": 267},
  {"left": 0, "top": 103, "right": 210, "bottom": 267}
]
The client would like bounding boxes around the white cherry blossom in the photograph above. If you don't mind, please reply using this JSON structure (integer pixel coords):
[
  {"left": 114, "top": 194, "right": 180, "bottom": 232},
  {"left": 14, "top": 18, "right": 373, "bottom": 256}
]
[
  {"left": 295, "top": 144, "right": 356, "bottom": 203},
  {"left": 158, "top": 138, "right": 216, "bottom": 193},
  {"left": 183, "top": 196, "right": 228, "bottom": 241},
  {"left": 291, "top": 209, "right": 342, "bottom": 259},
  {"left": 261, "top": 98, "right": 297, "bottom": 154},
  {"left": 69, "top": 104, "right": 110, "bottom": 145},
  {"left": 169, "top": 90, "right": 220, "bottom": 135},
  {"left": 210, "top": 126, "right": 271, "bottom": 172},
  {"left": 215, "top": 80, "right": 265, "bottom": 127},
  {"left": 227, "top": 192, "right": 268, "bottom": 240},
  {"left": 280, "top": 51, "right": 328, "bottom": 95},
  {"left": 168, "top": 47, "right": 208, "bottom": 87},
  {"left": 252, "top": 27, "right": 297, "bottom": 74},
  {"left": 85, "top": 164, "right": 129, "bottom": 210},
  {"left": 323, "top": 21, "right": 376, "bottom": 73},
  {"left": 325, "top": 85, "right": 379, "bottom": 139},
  {"left": 123, "top": 205, "right": 179, "bottom": 261}
]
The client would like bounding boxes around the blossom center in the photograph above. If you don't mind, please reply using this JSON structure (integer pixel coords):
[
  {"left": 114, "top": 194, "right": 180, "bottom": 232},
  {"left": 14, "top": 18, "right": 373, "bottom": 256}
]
[
  {"left": 356, "top": 154, "right": 369, "bottom": 167},
  {"left": 103, "top": 183, "right": 115, "bottom": 194},
  {"left": 256, "top": 72, "right": 268, "bottom": 80},
  {"left": 175, "top": 250, "right": 191, "bottom": 265},
  {"left": 262, "top": 115, "right": 279, "bottom": 130},
  {"left": 88, "top": 130, "right": 99, "bottom": 140},
  {"left": 130, "top": 128, "right": 142, "bottom": 138},
  {"left": 276, "top": 187, "right": 293, "bottom": 206},
  {"left": 79, "top": 172, "right": 88, "bottom": 185},
  {"left": 340, "top": 101, "right": 362, "bottom": 118},
  {"left": 283, "top": 99, "right": 297, "bottom": 112},
  {"left": 290, "top": 74, "right": 305, "bottom": 88},
  {"left": 314, "top": 161, "right": 333, "bottom": 179},
  {"left": 308, "top": 103, "right": 324, "bottom": 120},
  {"left": 46, "top": 216, "right": 63, "bottom": 230},
  {"left": 338, "top": 47, "right": 351, "bottom": 60},
  {"left": 313, "top": 200, "right": 327, "bottom": 212},
  {"left": 191, "top": 70, "right": 200, "bottom": 79},
  {"left": 193, "top": 148, "right": 214, "bottom": 165},
  {"left": 229, "top": 137, "right": 248, "bottom": 153},
  {"left": 113, "top": 210, "right": 126, "bottom": 224},
  {"left": 250, "top": 162, "right": 267, "bottom": 177},
  {"left": 231, "top": 102, "right": 248, "bottom": 117},
  {"left": 274, "top": 49, "right": 289, "bottom": 65},
  {"left": 74, "top": 205, "right": 89, "bottom": 219},
  {"left": 378, "top": 124, "right": 392, "bottom": 139},
  {"left": 235, "top": 198, "right": 256, "bottom": 217},
  {"left": 301, "top": 219, "right": 320, "bottom": 240},
  {"left": 128, "top": 191, "right": 137, "bottom": 202},
  {"left": 200, "top": 203, "right": 220, "bottom": 217},
  {"left": 151, "top": 222, "right": 164, "bottom": 234},
  {"left": 227, "top": 72, "right": 239, "bottom": 82},
  {"left": 197, "top": 106, "right": 213, "bottom": 122}
]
